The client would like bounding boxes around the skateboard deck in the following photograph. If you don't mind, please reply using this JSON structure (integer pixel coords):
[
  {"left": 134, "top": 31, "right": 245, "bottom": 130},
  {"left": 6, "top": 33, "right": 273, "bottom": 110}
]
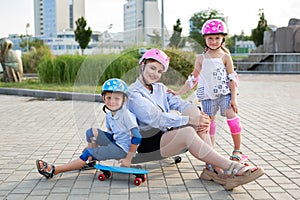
[{"left": 95, "top": 164, "right": 148, "bottom": 186}]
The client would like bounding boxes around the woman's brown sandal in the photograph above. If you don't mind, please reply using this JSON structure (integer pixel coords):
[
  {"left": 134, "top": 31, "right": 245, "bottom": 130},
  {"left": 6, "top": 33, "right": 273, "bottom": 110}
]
[
  {"left": 200, "top": 164, "right": 226, "bottom": 185},
  {"left": 224, "top": 162, "right": 264, "bottom": 190}
]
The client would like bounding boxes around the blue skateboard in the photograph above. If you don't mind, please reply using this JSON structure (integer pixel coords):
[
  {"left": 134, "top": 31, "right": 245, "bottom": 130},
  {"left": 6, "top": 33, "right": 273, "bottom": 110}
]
[{"left": 95, "top": 164, "right": 148, "bottom": 186}]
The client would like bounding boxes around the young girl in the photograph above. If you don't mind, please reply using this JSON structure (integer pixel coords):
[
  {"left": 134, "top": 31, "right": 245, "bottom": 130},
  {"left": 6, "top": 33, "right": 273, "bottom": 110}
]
[
  {"left": 169, "top": 19, "right": 244, "bottom": 162},
  {"left": 36, "top": 78, "right": 142, "bottom": 179}
]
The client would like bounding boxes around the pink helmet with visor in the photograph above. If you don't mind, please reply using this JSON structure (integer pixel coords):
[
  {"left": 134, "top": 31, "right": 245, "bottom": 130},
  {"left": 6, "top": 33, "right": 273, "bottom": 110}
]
[
  {"left": 139, "top": 48, "right": 170, "bottom": 72},
  {"left": 201, "top": 19, "right": 227, "bottom": 36}
]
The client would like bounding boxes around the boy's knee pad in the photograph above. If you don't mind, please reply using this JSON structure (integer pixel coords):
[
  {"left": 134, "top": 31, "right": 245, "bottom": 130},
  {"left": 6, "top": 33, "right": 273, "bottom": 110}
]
[
  {"left": 209, "top": 120, "right": 216, "bottom": 136},
  {"left": 227, "top": 116, "right": 242, "bottom": 135},
  {"left": 86, "top": 128, "right": 96, "bottom": 143},
  {"left": 80, "top": 148, "right": 96, "bottom": 162}
]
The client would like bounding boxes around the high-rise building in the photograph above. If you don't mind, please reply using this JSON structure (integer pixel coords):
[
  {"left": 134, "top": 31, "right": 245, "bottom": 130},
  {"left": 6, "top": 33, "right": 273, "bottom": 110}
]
[
  {"left": 34, "top": 0, "right": 85, "bottom": 37},
  {"left": 124, "top": 0, "right": 167, "bottom": 45}
]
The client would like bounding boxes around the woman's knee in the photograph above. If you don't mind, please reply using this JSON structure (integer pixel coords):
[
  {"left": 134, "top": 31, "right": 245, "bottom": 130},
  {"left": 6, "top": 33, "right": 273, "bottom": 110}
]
[
  {"left": 182, "top": 104, "right": 200, "bottom": 117},
  {"left": 161, "top": 127, "right": 197, "bottom": 157},
  {"left": 177, "top": 126, "right": 198, "bottom": 140}
]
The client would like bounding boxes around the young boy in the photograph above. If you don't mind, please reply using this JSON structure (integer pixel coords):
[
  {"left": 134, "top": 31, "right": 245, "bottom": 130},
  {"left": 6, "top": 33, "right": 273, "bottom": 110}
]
[{"left": 36, "top": 78, "right": 142, "bottom": 179}]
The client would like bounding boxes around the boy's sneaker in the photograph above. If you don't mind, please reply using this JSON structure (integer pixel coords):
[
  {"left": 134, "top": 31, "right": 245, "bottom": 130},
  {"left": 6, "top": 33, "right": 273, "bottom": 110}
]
[{"left": 81, "top": 160, "right": 97, "bottom": 170}]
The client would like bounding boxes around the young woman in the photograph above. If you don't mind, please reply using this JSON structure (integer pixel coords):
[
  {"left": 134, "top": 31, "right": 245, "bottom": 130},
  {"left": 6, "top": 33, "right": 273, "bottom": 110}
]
[{"left": 127, "top": 48, "right": 264, "bottom": 190}]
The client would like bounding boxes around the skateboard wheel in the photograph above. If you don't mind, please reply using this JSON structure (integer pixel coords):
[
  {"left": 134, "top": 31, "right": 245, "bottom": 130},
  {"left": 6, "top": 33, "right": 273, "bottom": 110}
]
[
  {"left": 134, "top": 177, "right": 142, "bottom": 186},
  {"left": 98, "top": 174, "right": 106, "bottom": 181},
  {"left": 141, "top": 174, "right": 147, "bottom": 182},
  {"left": 135, "top": 174, "right": 146, "bottom": 182},
  {"left": 104, "top": 171, "right": 112, "bottom": 178},
  {"left": 174, "top": 156, "right": 182, "bottom": 164}
]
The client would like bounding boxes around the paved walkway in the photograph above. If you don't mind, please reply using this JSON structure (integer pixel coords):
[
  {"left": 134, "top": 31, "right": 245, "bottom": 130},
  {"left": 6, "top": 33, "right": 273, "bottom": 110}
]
[{"left": 0, "top": 74, "right": 299, "bottom": 200}]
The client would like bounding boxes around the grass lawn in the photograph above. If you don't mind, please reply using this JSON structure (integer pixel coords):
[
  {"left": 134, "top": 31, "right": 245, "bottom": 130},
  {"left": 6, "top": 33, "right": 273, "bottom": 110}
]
[
  {"left": 0, "top": 79, "right": 75, "bottom": 92},
  {"left": 0, "top": 77, "right": 195, "bottom": 100},
  {"left": 0, "top": 78, "right": 103, "bottom": 93}
]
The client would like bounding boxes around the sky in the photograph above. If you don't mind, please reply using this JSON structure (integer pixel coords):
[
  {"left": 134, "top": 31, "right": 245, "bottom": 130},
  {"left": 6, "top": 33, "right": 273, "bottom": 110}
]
[{"left": 0, "top": 0, "right": 299, "bottom": 38}]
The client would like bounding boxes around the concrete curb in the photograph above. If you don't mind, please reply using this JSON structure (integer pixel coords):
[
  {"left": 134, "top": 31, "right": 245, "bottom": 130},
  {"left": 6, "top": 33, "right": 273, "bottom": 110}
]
[{"left": 0, "top": 88, "right": 103, "bottom": 102}]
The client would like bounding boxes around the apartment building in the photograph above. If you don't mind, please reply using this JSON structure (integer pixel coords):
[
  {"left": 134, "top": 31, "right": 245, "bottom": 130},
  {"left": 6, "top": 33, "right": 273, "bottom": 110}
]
[
  {"left": 124, "top": 0, "right": 168, "bottom": 45},
  {"left": 34, "top": 0, "right": 85, "bottom": 37}
]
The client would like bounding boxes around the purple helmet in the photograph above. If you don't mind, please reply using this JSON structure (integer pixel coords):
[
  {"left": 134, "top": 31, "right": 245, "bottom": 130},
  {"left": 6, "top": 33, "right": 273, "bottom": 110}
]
[
  {"left": 202, "top": 19, "right": 228, "bottom": 36},
  {"left": 139, "top": 48, "right": 170, "bottom": 72}
]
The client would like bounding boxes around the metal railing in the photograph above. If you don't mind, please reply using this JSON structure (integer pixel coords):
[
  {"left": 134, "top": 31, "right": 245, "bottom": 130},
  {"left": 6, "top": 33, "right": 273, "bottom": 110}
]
[{"left": 233, "top": 53, "right": 300, "bottom": 74}]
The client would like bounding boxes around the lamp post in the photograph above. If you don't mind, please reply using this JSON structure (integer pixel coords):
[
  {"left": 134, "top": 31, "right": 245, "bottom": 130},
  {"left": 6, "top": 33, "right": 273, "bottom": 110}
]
[
  {"left": 161, "top": 0, "right": 164, "bottom": 49},
  {"left": 107, "top": 24, "right": 113, "bottom": 53},
  {"left": 137, "top": 19, "right": 142, "bottom": 46},
  {"left": 25, "top": 23, "right": 30, "bottom": 52}
]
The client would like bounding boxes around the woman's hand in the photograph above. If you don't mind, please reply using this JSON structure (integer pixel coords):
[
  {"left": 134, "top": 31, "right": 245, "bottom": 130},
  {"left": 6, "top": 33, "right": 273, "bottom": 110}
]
[
  {"left": 197, "top": 125, "right": 209, "bottom": 135},
  {"left": 199, "top": 111, "right": 210, "bottom": 127},
  {"left": 166, "top": 88, "right": 179, "bottom": 95},
  {"left": 188, "top": 111, "right": 210, "bottom": 127},
  {"left": 197, "top": 112, "right": 210, "bottom": 134}
]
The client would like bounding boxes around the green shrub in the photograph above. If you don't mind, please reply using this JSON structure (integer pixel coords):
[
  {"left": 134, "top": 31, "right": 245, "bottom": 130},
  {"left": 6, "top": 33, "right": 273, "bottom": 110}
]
[
  {"left": 101, "top": 54, "right": 138, "bottom": 85},
  {"left": 37, "top": 47, "right": 196, "bottom": 88},
  {"left": 54, "top": 55, "right": 85, "bottom": 83},
  {"left": 38, "top": 54, "right": 85, "bottom": 84},
  {"left": 74, "top": 54, "right": 118, "bottom": 87},
  {"left": 22, "top": 46, "right": 53, "bottom": 73},
  {"left": 38, "top": 57, "right": 54, "bottom": 83},
  {"left": 161, "top": 48, "right": 196, "bottom": 85}
]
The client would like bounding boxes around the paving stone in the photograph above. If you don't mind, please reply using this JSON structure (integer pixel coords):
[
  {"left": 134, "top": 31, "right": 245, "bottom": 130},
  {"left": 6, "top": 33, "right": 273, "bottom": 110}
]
[{"left": 0, "top": 74, "right": 299, "bottom": 199}]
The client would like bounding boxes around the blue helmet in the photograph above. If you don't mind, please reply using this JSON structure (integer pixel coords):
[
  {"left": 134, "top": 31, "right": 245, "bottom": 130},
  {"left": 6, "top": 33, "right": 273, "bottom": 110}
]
[{"left": 101, "top": 78, "right": 128, "bottom": 95}]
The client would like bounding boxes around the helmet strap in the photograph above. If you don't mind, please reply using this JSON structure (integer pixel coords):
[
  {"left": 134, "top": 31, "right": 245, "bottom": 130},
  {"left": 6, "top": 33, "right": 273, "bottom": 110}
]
[
  {"left": 140, "top": 63, "right": 153, "bottom": 93},
  {"left": 103, "top": 104, "right": 123, "bottom": 113},
  {"left": 205, "top": 38, "right": 225, "bottom": 51},
  {"left": 205, "top": 44, "right": 221, "bottom": 51}
]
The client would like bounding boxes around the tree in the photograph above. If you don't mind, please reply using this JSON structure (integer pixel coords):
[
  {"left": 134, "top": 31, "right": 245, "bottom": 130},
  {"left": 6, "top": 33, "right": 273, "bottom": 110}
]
[
  {"left": 189, "top": 8, "right": 225, "bottom": 52},
  {"left": 74, "top": 17, "right": 92, "bottom": 55},
  {"left": 169, "top": 19, "right": 185, "bottom": 48},
  {"left": 19, "top": 35, "right": 32, "bottom": 52},
  {"left": 227, "top": 32, "right": 252, "bottom": 53},
  {"left": 19, "top": 36, "right": 45, "bottom": 52},
  {"left": 251, "top": 9, "right": 270, "bottom": 47},
  {"left": 225, "top": 36, "right": 235, "bottom": 53}
]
